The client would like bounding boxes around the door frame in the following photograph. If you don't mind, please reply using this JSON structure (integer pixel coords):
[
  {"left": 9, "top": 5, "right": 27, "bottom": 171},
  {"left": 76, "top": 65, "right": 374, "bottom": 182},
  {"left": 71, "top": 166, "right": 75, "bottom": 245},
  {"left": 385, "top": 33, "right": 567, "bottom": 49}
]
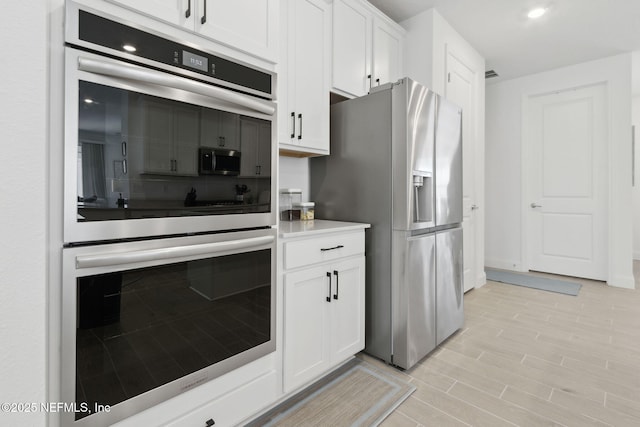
[
  {"left": 520, "top": 82, "right": 609, "bottom": 279},
  {"left": 444, "top": 43, "right": 486, "bottom": 291}
]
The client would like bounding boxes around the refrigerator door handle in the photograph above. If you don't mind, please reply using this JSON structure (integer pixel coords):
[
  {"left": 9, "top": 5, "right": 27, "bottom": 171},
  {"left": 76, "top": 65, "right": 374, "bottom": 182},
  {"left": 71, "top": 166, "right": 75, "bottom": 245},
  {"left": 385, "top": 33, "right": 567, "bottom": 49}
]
[
  {"left": 333, "top": 270, "right": 339, "bottom": 300},
  {"left": 326, "top": 272, "right": 332, "bottom": 302}
]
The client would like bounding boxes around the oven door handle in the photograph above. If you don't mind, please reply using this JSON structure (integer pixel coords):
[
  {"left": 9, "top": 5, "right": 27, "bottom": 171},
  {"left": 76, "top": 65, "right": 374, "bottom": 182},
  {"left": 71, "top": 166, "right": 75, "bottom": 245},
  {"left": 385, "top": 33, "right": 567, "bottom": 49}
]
[
  {"left": 76, "top": 235, "right": 275, "bottom": 269},
  {"left": 77, "top": 56, "right": 275, "bottom": 116}
]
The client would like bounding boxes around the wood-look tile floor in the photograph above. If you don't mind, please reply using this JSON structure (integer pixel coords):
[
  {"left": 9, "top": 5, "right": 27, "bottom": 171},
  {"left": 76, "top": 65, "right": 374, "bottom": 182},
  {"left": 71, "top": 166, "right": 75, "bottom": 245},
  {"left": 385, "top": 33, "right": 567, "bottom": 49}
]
[{"left": 370, "top": 265, "right": 640, "bottom": 427}]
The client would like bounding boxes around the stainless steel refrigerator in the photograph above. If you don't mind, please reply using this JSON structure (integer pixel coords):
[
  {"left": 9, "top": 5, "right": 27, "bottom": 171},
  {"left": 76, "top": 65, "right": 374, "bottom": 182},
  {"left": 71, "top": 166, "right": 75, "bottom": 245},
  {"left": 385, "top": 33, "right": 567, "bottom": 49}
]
[{"left": 310, "top": 78, "right": 464, "bottom": 369}]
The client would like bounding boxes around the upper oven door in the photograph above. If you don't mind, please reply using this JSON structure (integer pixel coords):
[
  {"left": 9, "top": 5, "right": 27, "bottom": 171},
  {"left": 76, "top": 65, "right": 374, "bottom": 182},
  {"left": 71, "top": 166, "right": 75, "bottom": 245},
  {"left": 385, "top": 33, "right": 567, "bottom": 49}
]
[{"left": 64, "top": 47, "right": 277, "bottom": 244}]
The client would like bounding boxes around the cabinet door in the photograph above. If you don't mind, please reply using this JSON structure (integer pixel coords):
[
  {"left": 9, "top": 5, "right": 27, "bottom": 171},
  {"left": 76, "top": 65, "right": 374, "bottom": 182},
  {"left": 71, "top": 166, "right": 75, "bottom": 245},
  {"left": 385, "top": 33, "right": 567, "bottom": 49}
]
[
  {"left": 200, "top": 110, "right": 240, "bottom": 150},
  {"left": 173, "top": 105, "right": 200, "bottom": 175},
  {"left": 107, "top": 0, "right": 194, "bottom": 29},
  {"left": 143, "top": 100, "right": 174, "bottom": 174},
  {"left": 372, "top": 18, "right": 403, "bottom": 88},
  {"left": 256, "top": 122, "right": 272, "bottom": 177},
  {"left": 218, "top": 111, "right": 240, "bottom": 150},
  {"left": 330, "top": 257, "right": 365, "bottom": 363},
  {"left": 239, "top": 118, "right": 259, "bottom": 176},
  {"left": 199, "top": 109, "right": 221, "bottom": 148},
  {"left": 284, "top": 266, "right": 332, "bottom": 392},
  {"left": 196, "top": 0, "right": 278, "bottom": 62},
  {"left": 288, "top": 0, "right": 331, "bottom": 153},
  {"left": 332, "top": 0, "right": 371, "bottom": 98}
]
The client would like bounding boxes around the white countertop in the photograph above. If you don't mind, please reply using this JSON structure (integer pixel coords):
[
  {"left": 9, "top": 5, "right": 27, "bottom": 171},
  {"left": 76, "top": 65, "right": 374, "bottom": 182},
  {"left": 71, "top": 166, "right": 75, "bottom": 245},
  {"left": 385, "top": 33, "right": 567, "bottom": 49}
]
[{"left": 278, "top": 219, "right": 370, "bottom": 238}]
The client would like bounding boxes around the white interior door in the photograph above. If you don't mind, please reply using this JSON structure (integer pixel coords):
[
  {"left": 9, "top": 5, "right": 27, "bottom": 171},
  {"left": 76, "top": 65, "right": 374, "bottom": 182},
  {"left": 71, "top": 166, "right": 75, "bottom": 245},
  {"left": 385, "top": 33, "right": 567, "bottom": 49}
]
[
  {"left": 446, "top": 52, "right": 476, "bottom": 292},
  {"left": 526, "top": 84, "right": 608, "bottom": 280}
]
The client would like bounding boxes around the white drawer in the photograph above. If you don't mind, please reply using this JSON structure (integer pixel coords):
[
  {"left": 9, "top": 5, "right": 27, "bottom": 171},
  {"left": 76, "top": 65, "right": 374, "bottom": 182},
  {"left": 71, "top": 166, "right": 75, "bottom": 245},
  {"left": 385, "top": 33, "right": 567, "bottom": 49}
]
[{"left": 284, "top": 231, "right": 364, "bottom": 270}]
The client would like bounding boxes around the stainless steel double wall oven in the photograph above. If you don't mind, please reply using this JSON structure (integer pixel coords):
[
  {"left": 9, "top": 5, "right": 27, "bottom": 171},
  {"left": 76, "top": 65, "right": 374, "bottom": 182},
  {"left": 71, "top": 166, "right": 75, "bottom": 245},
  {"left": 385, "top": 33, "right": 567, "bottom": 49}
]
[{"left": 61, "top": 2, "right": 277, "bottom": 426}]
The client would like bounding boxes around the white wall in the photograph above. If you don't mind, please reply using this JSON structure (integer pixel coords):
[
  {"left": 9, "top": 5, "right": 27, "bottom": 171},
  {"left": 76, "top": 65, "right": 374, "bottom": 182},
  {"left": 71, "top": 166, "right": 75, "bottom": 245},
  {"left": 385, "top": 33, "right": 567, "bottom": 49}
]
[
  {"left": 486, "top": 53, "right": 634, "bottom": 288},
  {"left": 401, "top": 10, "right": 434, "bottom": 89},
  {"left": 0, "top": 0, "right": 49, "bottom": 425},
  {"left": 633, "top": 96, "right": 640, "bottom": 259}
]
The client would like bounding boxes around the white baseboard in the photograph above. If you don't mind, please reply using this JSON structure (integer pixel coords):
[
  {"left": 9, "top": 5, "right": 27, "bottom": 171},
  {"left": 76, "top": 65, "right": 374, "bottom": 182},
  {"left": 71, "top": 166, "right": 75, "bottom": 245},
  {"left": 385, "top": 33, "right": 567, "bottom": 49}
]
[
  {"left": 475, "top": 271, "right": 487, "bottom": 288},
  {"left": 484, "top": 258, "right": 524, "bottom": 272},
  {"left": 607, "top": 275, "right": 636, "bottom": 289}
]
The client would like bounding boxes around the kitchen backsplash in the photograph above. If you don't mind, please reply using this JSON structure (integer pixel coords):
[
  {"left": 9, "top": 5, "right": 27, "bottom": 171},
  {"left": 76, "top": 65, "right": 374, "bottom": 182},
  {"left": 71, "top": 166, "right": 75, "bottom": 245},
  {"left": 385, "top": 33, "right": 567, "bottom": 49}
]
[{"left": 279, "top": 156, "right": 310, "bottom": 200}]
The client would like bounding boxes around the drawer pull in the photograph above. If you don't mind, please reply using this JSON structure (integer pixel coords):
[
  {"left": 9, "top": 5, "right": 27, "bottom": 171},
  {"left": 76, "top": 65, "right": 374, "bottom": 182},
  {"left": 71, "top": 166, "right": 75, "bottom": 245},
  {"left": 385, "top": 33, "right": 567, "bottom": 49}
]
[{"left": 320, "top": 245, "right": 344, "bottom": 252}]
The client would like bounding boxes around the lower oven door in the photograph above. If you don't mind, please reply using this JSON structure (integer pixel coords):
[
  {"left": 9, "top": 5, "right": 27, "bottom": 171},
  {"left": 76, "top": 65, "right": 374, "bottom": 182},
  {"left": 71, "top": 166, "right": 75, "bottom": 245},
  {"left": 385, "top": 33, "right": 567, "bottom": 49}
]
[{"left": 60, "top": 228, "right": 276, "bottom": 427}]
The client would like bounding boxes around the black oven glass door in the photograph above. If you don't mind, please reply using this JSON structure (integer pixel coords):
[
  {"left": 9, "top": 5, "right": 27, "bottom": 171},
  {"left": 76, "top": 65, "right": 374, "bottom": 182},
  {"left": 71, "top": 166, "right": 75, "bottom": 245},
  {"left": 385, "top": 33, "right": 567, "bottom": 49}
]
[
  {"left": 77, "top": 80, "right": 272, "bottom": 218},
  {"left": 65, "top": 48, "right": 277, "bottom": 243},
  {"left": 62, "top": 231, "right": 276, "bottom": 425}
]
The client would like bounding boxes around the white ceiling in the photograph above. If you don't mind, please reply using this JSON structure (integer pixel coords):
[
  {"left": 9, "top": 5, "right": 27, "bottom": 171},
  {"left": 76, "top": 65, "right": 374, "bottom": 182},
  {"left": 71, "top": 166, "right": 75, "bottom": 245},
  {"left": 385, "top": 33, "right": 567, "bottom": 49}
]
[{"left": 367, "top": 0, "right": 640, "bottom": 90}]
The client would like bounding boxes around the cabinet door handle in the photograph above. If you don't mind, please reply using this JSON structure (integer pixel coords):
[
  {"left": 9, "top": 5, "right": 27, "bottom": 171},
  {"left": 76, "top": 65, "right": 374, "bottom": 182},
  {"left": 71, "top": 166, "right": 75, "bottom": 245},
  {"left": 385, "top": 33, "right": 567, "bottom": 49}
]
[
  {"left": 298, "top": 113, "right": 303, "bottom": 140},
  {"left": 290, "top": 112, "right": 295, "bottom": 139},
  {"left": 201, "top": 0, "right": 207, "bottom": 24},
  {"left": 122, "top": 159, "right": 127, "bottom": 175},
  {"left": 121, "top": 140, "right": 127, "bottom": 156},
  {"left": 185, "top": 0, "right": 191, "bottom": 18},
  {"left": 258, "top": 165, "right": 262, "bottom": 175},
  {"left": 367, "top": 74, "right": 372, "bottom": 90},
  {"left": 320, "top": 245, "right": 344, "bottom": 252},
  {"left": 218, "top": 136, "right": 225, "bottom": 147},
  {"left": 376, "top": 78, "right": 380, "bottom": 86},
  {"left": 326, "top": 272, "right": 332, "bottom": 302},
  {"left": 333, "top": 270, "right": 339, "bottom": 300}
]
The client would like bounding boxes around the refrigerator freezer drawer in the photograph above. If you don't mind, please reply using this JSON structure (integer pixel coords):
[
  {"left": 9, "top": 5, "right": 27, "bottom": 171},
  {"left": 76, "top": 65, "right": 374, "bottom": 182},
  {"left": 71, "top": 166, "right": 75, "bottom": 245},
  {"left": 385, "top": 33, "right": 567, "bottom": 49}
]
[{"left": 436, "top": 227, "right": 464, "bottom": 344}]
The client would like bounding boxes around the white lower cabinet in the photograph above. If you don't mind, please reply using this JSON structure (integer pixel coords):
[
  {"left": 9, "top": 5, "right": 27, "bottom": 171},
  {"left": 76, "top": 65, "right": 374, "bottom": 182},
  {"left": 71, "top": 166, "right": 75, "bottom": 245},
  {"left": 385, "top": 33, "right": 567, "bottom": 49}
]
[{"left": 282, "top": 229, "right": 365, "bottom": 393}]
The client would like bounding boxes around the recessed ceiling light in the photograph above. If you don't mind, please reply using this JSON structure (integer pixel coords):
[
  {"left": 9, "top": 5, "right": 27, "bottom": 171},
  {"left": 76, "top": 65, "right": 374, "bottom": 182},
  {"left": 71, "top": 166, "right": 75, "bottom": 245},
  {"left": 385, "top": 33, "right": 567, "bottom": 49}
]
[
  {"left": 123, "top": 44, "right": 137, "bottom": 52},
  {"left": 527, "top": 7, "right": 547, "bottom": 19}
]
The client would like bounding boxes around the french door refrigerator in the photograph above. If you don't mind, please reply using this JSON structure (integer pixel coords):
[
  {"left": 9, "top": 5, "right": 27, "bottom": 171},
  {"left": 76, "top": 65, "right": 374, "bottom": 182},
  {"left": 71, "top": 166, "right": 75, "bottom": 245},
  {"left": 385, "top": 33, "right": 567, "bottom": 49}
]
[{"left": 310, "top": 78, "right": 463, "bottom": 369}]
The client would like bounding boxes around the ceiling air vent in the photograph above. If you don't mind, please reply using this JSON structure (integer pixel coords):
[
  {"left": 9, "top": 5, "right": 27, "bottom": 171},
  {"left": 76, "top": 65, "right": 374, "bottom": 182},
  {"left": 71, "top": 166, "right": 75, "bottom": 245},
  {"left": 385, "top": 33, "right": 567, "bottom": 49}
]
[{"left": 485, "top": 70, "right": 499, "bottom": 79}]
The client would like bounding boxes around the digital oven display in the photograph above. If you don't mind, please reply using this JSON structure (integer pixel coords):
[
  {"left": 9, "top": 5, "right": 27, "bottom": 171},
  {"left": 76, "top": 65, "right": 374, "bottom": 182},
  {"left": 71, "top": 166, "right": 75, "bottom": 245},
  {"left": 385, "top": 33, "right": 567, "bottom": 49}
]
[{"left": 182, "top": 50, "right": 208, "bottom": 72}]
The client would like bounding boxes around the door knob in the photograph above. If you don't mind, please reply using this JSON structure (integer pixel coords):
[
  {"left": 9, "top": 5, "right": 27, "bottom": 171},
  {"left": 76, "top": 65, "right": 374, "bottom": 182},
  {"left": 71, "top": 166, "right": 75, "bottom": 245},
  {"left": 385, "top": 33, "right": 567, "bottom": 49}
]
[
  {"left": 471, "top": 205, "right": 479, "bottom": 210},
  {"left": 530, "top": 203, "right": 542, "bottom": 208}
]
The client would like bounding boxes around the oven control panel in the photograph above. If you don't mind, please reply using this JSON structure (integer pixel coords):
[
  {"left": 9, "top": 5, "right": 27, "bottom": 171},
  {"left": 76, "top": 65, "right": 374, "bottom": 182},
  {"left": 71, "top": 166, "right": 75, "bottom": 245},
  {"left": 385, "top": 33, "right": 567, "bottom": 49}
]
[{"left": 74, "top": 9, "right": 272, "bottom": 98}]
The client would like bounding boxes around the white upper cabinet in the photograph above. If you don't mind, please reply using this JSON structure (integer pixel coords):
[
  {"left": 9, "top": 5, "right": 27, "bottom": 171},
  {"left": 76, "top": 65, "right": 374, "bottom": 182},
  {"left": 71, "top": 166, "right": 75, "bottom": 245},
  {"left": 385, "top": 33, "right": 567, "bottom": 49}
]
[
  {"left": 195, "top": 0, "right": 278, "bottom": 62},
  {"left": 332, "top": 0, "right": 371, "bottom": 97},
  {"left": 106, "top": 0, "right": 278, "bottom": 62},
  {"left": 332, "top": 0, "right": 404, "bottom": 98},
  {"left": 279, "top": 0, "right": 331, "bottom": 156},
  {"left": 372, "top": 17, "right": 403, "bottom": 90}
]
